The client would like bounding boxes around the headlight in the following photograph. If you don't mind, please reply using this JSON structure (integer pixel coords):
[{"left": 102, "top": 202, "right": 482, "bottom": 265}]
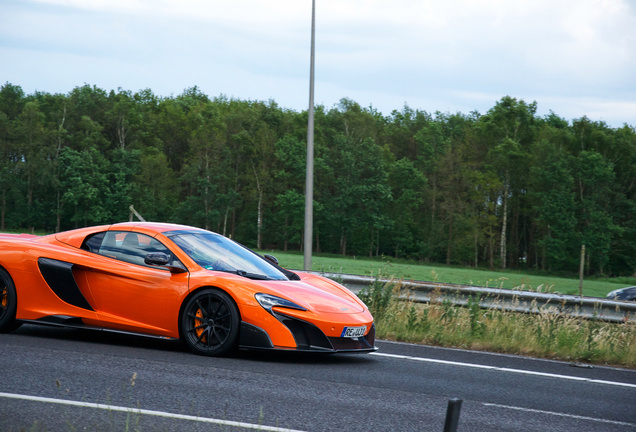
[{"left": 255, "top": 293, "right": 307, "bottom": 313}]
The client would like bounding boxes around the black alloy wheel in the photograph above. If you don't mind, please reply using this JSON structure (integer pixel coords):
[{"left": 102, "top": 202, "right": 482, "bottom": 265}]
[
  {"left": 181, "top": 288, "right": 239, "bottom": 356},
  {"left": 0, "top": 268, "right": 21, "bottom": 333}
]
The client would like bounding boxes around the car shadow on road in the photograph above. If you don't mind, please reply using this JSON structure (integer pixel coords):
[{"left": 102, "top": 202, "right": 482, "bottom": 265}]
[
  {"left": 10, "top": 323, "right": 378, "bottom": 365},
  {"left": 11, "top": 323, "right": 185, "bottom": 353}
]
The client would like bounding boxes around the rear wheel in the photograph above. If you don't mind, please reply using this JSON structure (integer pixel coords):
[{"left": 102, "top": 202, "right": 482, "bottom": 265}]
[
  {"left": 180, "top": 288, "right": 239, "bottom": 356},
  {"left": 0, "top": 268, "right": 21, "bottom": 333}
]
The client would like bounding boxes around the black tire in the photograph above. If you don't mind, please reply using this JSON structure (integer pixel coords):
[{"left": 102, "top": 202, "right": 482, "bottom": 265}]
[
  {"left": 0, "top": 268, "right": 22, "bottom": 333},
  {"left": 180, "top": 288, "right": 239, "bottom": 356}
]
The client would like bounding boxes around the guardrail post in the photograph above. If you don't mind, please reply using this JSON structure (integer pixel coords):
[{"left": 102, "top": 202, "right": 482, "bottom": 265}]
[{"left": 443, "top": 398, "right": 462, "bottom": 432}]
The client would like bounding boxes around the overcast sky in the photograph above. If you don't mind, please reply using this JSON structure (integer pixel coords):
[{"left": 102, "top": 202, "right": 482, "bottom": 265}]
[{"left": 1, "top": 0, "right": 635, "bottom": 127}]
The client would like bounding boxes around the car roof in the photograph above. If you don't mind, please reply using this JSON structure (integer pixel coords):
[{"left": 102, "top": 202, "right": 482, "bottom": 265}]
[
  {"left": 51, "top": 222, "right": 208, "bottom": 249},
  {"left": 110, "top": 222, "right": 204, "bottom": 234}
]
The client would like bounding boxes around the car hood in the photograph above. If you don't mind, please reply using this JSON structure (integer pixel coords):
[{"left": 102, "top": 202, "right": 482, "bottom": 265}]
[{"left": 262, "top": 279, "right": 365, "bottom": 314}]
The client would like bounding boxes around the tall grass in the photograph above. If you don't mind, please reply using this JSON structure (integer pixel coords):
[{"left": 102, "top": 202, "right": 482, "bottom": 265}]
[{"left": 357, "top": 275, "right": 636, "bottom": 368}]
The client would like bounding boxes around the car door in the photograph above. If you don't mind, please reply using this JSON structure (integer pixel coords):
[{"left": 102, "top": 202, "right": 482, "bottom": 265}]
[{"left": 75, "top": 231, "right": 189, "bottom": 338}]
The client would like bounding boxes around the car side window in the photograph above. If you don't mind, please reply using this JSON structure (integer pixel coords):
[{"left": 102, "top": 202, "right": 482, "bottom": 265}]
[
  {"left": 85, "top": 231, "right": 182, "bottom": 269},
  {"left": 82, "top": 232, "right": 106, "bottom": 253}
]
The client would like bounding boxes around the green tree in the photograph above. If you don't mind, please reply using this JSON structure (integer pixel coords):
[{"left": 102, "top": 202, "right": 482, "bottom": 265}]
[
  {"left": 476, "top": 96, "right": 537, "bottom": 269},
  {"left": 59, "top": 147, "right": 109, "bottom": 227},
  {"left": 573, "top": 150, "right": 620, "bottom": 275},
  {"left": 106, "top": 148, "right": 140, "bottom": 222},
  {"left": 386, "top": 157, "right": 427, "bottom": 257},
  {"left": 15, "top": 101, "right": 50, "bottom": 231},
  {"left": 131, "top": 149, "right": 178, "bottom": 222},
  {"left": 322, "top": 134, "right": 391, "bottom": 256},
  {"left": 530, "top": 140, "right": 578, "bottom": 271},
  {"left": 273, "top": 190, "right": 306, "bottom": 251},
  {"left": 177, "top": 99, "right": 227, "bottom": 230}
]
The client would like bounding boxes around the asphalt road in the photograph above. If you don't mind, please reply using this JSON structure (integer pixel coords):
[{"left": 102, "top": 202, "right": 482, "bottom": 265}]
[{"left": 1, "top": 324, "right": 634, "bottom": 431}]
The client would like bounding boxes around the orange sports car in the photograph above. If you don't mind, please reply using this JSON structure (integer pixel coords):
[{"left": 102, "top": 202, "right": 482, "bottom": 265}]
[{"left": 0, "top": 222, "right": 376, "bottom": 356}]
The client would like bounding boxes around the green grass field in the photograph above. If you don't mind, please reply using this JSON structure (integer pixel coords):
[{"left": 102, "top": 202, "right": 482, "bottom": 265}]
[{"left": 262, "top": 250, "right": 633, "bottom": 298}]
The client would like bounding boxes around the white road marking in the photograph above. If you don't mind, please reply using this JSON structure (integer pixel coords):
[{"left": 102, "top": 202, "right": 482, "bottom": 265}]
[
  {"left": 370, "top": 352, "right": 636, "bottom": 389},
  {"left": 483, "top": 403, "right": 636, "bottom": 428},
  {"left": 0, "top": 392, "right": 306, "bottom": 432}
]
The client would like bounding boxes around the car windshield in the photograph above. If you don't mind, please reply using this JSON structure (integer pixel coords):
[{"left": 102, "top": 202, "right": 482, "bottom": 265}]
[{"left": 168, "top": 231, "right": 288, "bottom": 281}]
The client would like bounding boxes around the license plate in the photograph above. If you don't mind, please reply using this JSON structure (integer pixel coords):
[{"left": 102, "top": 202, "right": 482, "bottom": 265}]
[{"left": 341, "top": 326, "right": 366, "bottom": 338}]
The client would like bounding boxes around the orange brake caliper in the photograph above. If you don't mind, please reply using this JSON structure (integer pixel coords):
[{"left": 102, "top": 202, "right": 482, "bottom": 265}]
[{"left": 194, "top": 309, "right": 206, "bottom": 343}]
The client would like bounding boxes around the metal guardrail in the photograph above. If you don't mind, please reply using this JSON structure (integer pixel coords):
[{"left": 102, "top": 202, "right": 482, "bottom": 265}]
[{"left": 312, "top": 272, "right": 636, "bottom": 323}]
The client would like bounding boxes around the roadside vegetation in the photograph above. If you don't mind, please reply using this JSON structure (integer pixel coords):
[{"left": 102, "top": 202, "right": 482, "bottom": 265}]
[
  {"left": 358, "top": 275, "right": 636, "bottom": 369},
  {"left": 269, "top": 252, "right": 635, "bottom": 368}
]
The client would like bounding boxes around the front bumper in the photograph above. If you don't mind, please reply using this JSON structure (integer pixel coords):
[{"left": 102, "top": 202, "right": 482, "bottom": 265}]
[{"left": 239, "top": 313, "right": 376, "bottom": 353}]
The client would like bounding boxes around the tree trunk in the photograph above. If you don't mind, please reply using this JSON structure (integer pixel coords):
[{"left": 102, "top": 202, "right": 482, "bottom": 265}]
[
  {"left": 117, "top": 113, "right": 127, "bottom": 150},
  {"left": 223, "top": 207, "right": 229, "bottom": 237},
  {"left": 446, "top": 216, "right": 453, "bottom": 265},
  {"left": 55, "top": 105, "right": 66, "bottom": 233},
  {"left": 27, "top": 171, "right": 34, "bottom": 233},
  {"left": 256, "top": 191, "right": 262, "bottom": 249},
  {"left": 56, "top": 190, "right": 61, "bottom": 233},
  {"left": 251, "top": 163, "right": 263, "bottom": 250},
  {"left": 231, "top": 208, "right": 236, "bottom": 239},
  {"left": 204, "top": 155, "right": 210, "bottom": 231},
  {"left": 500, "top": 170, "right": 509, "bottom": 270},
  {"left": 474, "top": 229, "right": 479, "bottom": 268},
  {"left": 488, "top": 228, "right": 494, "bottom": 271},
  {"left": 283, "top": 216, "right": 288, "bottom": 252},
  {"left": 340, "top": 230, "right": 347, "bottom": 256},
  {"left": 430, "top": 176, "right": 437, "bottom": 261},
  {"left": 500, "top": 182, "right": 508, "bottom": 269}
]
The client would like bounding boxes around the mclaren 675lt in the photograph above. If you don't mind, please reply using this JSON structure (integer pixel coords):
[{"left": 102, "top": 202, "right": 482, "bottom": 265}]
[{"left": 0, "top": 222, "right": 376, "bottom": 356}]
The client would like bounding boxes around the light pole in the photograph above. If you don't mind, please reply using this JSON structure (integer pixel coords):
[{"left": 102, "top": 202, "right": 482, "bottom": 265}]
[{"left": 303, "top": 0, "right": 315, "bottom": 271}]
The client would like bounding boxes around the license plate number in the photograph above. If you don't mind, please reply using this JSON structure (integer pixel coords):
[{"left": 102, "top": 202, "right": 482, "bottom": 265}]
[{"left": 341, "top": 326, "right": 366, "bottom": 338}]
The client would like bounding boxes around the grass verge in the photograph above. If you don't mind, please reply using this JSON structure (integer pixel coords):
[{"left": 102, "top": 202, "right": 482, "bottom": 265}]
[{"left": 357, "top": 275, "right": 636, "bottom": 369}]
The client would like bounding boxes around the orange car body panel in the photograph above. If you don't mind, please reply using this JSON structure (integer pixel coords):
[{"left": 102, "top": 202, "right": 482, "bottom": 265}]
[{"left": 0, "top": 223, "right": 375, "bottom": 352}]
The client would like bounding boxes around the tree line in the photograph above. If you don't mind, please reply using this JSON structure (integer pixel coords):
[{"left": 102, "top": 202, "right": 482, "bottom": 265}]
[{"left": 1, "top": 82, "right": 634, "bottom": 277}]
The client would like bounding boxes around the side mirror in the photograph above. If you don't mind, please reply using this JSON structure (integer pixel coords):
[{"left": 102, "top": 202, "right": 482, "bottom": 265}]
[
  {"left": 264, "top": 254, "right": 279, "bottom": 265},
  {"left": 145, "top": 252, "right": 187, "bottom": 273},
  {"left": 145, "top": 252, "right": 170, "bottom": 266}
]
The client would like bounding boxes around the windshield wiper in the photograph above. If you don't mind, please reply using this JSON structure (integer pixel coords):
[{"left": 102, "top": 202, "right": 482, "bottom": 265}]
[
  {"left": 204, "top": 267, "right": 274, "bottom": 280},
  {"left": 236, "top": 270, "right": 271, "bottom": 280},
  {"left": 215, "top": 269, "right": 271, "bottom": 280}
]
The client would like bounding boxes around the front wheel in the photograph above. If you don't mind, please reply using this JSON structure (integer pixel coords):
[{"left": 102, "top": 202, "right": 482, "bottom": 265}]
[
  {"left": 180, "top": 288, "right": 239, "bottom": 356},
  {"left": 0, "top": 268, "right": 22, "bottom": 333}
]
